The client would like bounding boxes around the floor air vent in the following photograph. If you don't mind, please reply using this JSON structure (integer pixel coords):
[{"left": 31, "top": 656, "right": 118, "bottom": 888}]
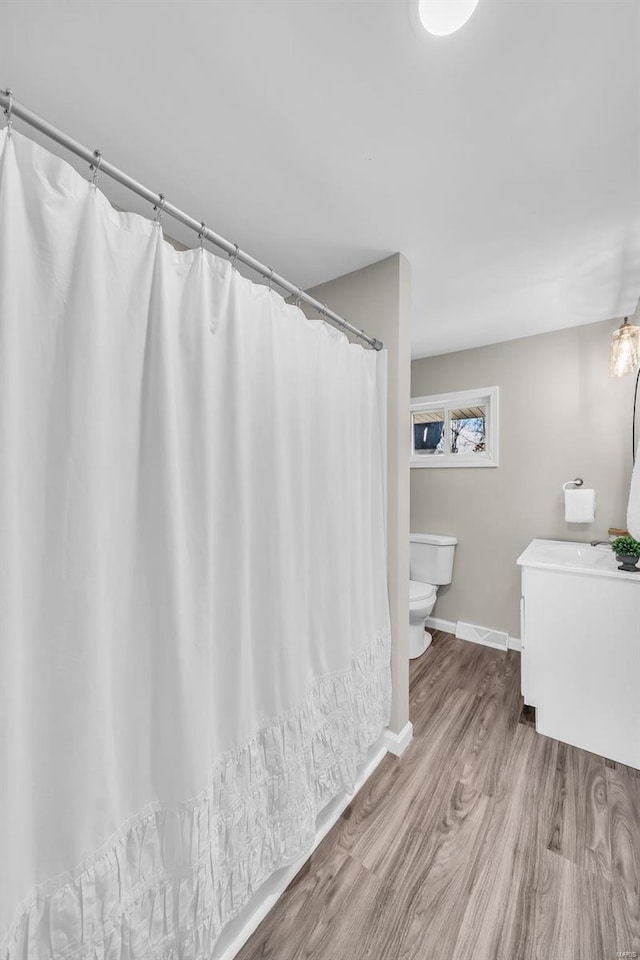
[{"left": 455, "top": 621, "right": 509, "bottom": 651}]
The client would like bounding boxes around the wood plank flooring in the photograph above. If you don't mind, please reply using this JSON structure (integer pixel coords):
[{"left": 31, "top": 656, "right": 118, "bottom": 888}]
[{"left": 237, "top": 631, "right": 640, "bottom": 960}]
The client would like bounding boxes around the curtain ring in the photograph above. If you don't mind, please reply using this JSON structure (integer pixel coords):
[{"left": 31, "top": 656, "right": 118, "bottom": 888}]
[
  {"left": 198, "top": 221, "right": 207, "bottom": 248},
  {"left": 267, "top": 268, "right": 274, "bottom": 292},
  {"left": 229, "top": 243, "right": 239, "bottom": 271},
  {"left": 153, "top": 193, "right": 166, "bottom": 224},
  {"left": 4, "top": 88, "right": 13, "bottom": 136},
  {"left": 89, "top": 150, "right": 102, "bottom": 188}
]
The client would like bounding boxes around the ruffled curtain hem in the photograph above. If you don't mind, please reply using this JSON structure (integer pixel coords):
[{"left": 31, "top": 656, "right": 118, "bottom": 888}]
[{"left": 1, "top": 632, "right": 391, "bottom": 960}]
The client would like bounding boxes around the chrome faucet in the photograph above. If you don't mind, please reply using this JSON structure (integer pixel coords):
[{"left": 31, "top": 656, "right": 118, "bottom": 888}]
[{"left": 590, "top": 539, "right": 610, "bottom": 547}]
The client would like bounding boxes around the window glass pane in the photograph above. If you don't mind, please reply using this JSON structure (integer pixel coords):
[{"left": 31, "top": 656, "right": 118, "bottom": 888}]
[
  {"left": 412, "top": 410, "right": 445, "bottom": 455},
  {"left": 450, "top": 405, "right": 486, "bottom": 454}
]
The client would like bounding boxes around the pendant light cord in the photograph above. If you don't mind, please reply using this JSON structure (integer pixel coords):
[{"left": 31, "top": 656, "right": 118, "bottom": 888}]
[{"left": 634, "top": 365, "right": 640, "bottom": 463}]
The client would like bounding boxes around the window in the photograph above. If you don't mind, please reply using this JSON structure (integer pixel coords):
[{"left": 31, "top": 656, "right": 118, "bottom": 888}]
[{"left": 411, "top": 387, "right": 499, "bottom": 468}]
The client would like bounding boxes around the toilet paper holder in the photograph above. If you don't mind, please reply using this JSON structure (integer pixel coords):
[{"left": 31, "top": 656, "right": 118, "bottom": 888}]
[{"left": 563, "top": 478, "right": 584, "bottom": 490}]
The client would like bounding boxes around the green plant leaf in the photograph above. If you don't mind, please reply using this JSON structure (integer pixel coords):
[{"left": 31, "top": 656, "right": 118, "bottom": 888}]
[{"left": 611, "top": 535, "right": 640, "bottom": 557}]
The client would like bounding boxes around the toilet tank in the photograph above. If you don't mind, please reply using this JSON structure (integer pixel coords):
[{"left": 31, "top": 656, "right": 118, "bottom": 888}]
[{"left": 410, "top": 533, "right": 457, "bottom": 585}]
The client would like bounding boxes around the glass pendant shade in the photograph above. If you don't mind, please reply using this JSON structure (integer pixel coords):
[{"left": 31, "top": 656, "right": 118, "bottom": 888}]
[{"left": 610, "top": 318, "right": 640, "bottom": 377}]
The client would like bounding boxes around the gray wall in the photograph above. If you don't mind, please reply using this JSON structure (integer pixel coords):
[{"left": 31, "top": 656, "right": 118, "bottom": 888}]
[
  {"left": 305, "top": 255, "right": 412, "bottom": 735},
  {"left": 411, "top": 318, "right": 636, "bottom": 638}
]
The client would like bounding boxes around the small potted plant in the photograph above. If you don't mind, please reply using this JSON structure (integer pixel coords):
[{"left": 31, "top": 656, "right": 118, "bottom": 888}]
[{"left": 611, "top": 535, "right": 640, "bottom": 572}]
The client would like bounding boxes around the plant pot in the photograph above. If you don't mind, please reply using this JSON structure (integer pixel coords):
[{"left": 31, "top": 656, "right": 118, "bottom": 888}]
[{"left": 616, "top": 553, "right": 640, "bottom": 572}]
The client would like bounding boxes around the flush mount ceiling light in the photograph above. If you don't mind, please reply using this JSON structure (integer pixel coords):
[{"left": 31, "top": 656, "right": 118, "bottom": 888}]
[{"left": 416, "top": 0, "right": 480, "bottom": 36}]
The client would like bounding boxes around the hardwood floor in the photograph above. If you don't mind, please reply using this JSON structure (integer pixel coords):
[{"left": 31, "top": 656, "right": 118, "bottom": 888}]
[{"left": 237, "top": 631, "right": 640, "bottom": 960}]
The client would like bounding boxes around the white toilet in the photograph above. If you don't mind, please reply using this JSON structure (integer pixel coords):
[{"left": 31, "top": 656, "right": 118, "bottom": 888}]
[{"left": 409, "top": 533, "right": 457, "bottom": 659}]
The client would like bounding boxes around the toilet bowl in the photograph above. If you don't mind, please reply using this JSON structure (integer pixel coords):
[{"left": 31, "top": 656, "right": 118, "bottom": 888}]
[
  {"left": 409, "top": 533, "right": 457, "bottom": 660},
  {"left": 410, "top": 580, "right": 437, "bottom": 658}
]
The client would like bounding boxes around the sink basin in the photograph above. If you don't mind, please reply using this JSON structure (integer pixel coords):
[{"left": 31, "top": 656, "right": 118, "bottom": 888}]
[{"left": 517, "top": 538, "right": 640, "bottom": 581}]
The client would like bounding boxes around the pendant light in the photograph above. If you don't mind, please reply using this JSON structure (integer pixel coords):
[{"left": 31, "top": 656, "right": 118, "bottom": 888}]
[
  {"left": 610, "top": 303, "right": 640, "bottom": 377},
  {"left": 610, "top": 297, "right": 640, "bottom": 461}
]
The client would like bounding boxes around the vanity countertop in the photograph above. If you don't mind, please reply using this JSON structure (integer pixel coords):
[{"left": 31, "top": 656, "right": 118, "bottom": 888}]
[{"left": 517, "top": 538, "right": 640, "bottom": 582}]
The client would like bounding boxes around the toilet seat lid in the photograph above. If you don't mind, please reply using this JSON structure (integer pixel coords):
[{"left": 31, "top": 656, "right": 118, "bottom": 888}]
[{"left": 410, "top": 580, "right": 436, "bottom": 602}]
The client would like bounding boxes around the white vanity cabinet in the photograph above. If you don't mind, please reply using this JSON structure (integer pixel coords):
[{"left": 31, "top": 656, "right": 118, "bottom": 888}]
[{"left": 517, "top": 539, "right": 640, "bottom": 769}]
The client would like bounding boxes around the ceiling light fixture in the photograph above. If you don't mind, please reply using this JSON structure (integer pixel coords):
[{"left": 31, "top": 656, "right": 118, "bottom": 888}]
[
  {"left": 610, "top": 298, "right": 640, "bottom": 463},
  {"left": 417, "top": 0, "right": 480, "bottom": 37},
  {"left": 610, "top": 308, "right": 640, "bottom": 378}
]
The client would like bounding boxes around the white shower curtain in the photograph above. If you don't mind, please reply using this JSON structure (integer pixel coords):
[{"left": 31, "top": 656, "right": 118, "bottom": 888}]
[{"left": 0, "top": 129, "right": 391, "bottom": 959}]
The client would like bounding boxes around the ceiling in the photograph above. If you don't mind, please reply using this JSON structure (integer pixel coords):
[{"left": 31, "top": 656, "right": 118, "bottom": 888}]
[{"left": 1, "top": 0, "right": 639, "bottom": 357}]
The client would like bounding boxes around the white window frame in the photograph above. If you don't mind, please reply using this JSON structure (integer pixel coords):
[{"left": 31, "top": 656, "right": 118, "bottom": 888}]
[{"left": 410, "top": 386, "right": 499, "bottom": 468}]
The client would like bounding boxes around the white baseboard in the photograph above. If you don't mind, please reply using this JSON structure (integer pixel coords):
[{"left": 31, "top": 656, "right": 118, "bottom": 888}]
[
  {"left": 426, "top": 616, "right": 456, "bottom": 633},
  {"left": 383, "top": 721, "right": 414, "bottom": 756},
  {"left": 426, "top": 617, "right": 521, "bottom": 654},
  {"left": 214, "top": 738, "right": 388, "bottom": 960}
]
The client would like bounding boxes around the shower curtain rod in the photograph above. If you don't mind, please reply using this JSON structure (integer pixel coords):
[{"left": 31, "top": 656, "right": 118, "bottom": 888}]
[{"left": 0, "top": 90, "right": 383, "bottom": 351}]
